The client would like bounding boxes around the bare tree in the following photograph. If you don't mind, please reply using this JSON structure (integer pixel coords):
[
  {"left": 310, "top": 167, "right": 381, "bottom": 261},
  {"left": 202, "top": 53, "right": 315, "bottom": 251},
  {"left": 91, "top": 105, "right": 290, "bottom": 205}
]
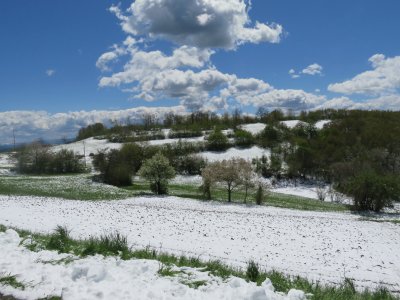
[
  {"left": 237, "top": 159, "right": 254, "bottom": 203},
  {"left": 202, "top": 158, "right": 255, "bottom": 203}
]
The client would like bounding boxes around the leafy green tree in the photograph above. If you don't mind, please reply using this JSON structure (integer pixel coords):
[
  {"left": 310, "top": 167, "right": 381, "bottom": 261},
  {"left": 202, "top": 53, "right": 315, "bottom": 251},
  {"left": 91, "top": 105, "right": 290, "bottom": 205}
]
[
  {"left": 207, "top": 128, "right": 229, "bottom": 151},
  {"left": 138, "top": 152, "right": 175, "bottom": 195},
  {"left": 346, "top": 172, "right": 399, "bottom": 212},
  {"left": 234, "top": 130, "right": 255, "bottom": 148},
  {"left": 92, "top": 149, "right": 133, "bottom": 187}
]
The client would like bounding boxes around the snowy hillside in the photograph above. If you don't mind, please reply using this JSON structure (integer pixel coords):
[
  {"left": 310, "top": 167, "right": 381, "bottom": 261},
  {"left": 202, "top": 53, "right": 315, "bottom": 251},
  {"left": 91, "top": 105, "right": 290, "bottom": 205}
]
[
  {"left": 1, "top": 195, "right": 399, "bottom": 293},
  {"left": 0, "top": 229, "right": 306, "bottom": 300}
]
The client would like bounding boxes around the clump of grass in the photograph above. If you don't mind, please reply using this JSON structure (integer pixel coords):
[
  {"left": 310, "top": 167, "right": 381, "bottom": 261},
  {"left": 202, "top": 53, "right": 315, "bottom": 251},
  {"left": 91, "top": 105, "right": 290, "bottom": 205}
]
[
  {"left": 180, "top": 279, "right": 208, "bottom": 289},
  {"left": 46, "top": 225, "right": 73, "bottom": 253},
  {"left": 0, "top": 224, "right": 6, "bottom": 232},
  {"left": 0, "top": 274, "right": 26, "bottom": 290},
  {"left": 82, "top": 232, "right": 129, "bottom": 257},
  {"left": 246, "top": 260, "right": 260, "bottom": 283},
  {"left": 2, "top": 224, "right": 399, "bottom": 300},
  {"left": 204, "top": 260, "right": 240, "bottom": 279},
  {"left": 157, "top": 264, "right": 181, "bottom": 277}
]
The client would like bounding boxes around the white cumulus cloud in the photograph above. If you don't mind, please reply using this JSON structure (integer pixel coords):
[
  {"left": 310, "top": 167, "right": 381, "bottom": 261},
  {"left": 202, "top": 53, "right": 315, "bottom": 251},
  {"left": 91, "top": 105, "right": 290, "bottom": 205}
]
[
  {"left": 328, "top": 54, "right": 400, "bottom": 95},
  {"left": 111, "top": 0, "right": 283, "bottom": 49},
  {"left": 0, "top": 106, "right": 186, "bottom": 144},
  {"left": 302, "top": 63, "right": 323, "bottom": 76}
]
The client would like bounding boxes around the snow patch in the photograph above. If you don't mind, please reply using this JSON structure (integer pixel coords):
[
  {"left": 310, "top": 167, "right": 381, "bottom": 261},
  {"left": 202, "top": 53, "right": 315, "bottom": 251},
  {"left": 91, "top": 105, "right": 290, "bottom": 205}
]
[
  {"left": 240, "top": 123, "right": 266, "bottom": 135},
  {"left": 201, "top": 146, "right": 270, "bottom": 162},
  {"left": 0, "top": 195, "right": 399, "bottom": 292},
  {"left": 0, "top": 229, "right": 306, "bottom": 300}
]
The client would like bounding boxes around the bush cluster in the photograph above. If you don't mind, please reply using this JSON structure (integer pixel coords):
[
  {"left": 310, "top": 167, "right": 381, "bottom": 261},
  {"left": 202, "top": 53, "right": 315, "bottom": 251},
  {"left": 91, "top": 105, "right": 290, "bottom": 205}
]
[{"left": 16, "top": 143, "right": 86, "bottom": 174}]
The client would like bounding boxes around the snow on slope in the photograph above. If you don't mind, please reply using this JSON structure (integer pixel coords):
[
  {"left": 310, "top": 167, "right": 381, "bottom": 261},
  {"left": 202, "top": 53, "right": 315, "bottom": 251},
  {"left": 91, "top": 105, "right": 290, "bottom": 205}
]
[
  {"left": 1, "top": 195, "right": 399, "bottom": 293},
  {"left": 0, "top": 153, "right": 15, "bottom": 175},
  {"left": 280, "top": 120, "right": 308, "bottom": 129},
  {"left": 240, "top": 123, "right": 266, "bottom": 135},
  {"left": 0, "top": 229, "right": 306, "bottom": 300},
  {"left": 314, "top": 120, "right": 331, "bottom": 129},
  {"left": 147, "top": 135, "right": 205, "bottom": 146},
  {"left": 52, "top": 137, "right": 122, "bottom": 157},
  {"left": 201, "top": 146, "right": 270, "bottom": 162}
]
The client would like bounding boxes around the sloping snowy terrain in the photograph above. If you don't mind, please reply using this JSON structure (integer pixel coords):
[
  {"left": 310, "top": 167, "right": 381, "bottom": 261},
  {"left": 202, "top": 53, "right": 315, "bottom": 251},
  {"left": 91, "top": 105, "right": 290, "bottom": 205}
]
[
  {"left": 201, "top": 146, "right": 270, "bottom": 162},
  {"left": 1, "top": 195, "right": 399, "bottom": 293},
  {"left": 0, "top": 153, "right": 15, "bottom": 175},
  {"left": 239, "top": 123, "right": 266, "bottom": 135},
  {"left": 280, "top": 120, "right": 308, "bottom": 129},
  {"left": 52, "top": 137, "right": 122, "bottom": 156},
  {"left": 314, "top": 120, "right": 331, "bottom": 130},
  {"left": 0, "top": 229, "right": 306, "bottom": 300}
]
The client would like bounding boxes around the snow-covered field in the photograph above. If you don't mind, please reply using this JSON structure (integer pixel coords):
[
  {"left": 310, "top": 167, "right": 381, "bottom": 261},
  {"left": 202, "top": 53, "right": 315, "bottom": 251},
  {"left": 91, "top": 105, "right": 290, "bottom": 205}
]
[
  {"left": 314, "top": 120, "right": 331, "bottom": 130},
  {"left": 0, "top": 229, "right": 307, "bottom": 300},
  {"left": 0, "top": 153, "right": 15, "bottom": 175},
  {"left": 147, "top": 136, "right": 205, "bottom": 146},
  {"left": 1, "top": 195, "right": 399, "bottom": 293},
  {"left": 52, "top": 137, "right": 123, "bottom": 157},
  {"left": 280, "top": 120, "right": 308, "bottom": 129},
  {"left": 201, "top": 146, "right": 270, "bottom": 162},
  {"left": 239, "top": 123, "right": 266, "bottom": 135}
]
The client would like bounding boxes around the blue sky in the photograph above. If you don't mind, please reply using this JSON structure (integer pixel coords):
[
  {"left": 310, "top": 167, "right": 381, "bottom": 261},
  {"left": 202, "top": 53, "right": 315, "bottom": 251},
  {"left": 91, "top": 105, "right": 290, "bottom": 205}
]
[{"left": 1, "top": 0, "right": 400, "bottom": 143}]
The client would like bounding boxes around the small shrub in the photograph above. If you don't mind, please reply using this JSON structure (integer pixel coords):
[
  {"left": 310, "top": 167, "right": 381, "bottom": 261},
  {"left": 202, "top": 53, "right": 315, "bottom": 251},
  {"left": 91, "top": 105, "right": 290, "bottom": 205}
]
[
  {"left": 92, "top": 148, "right": 134, "bottom": 187},
  {"left": 47, "top": 226, "right": 72, "bottom": 253},
  {"left": 316, "top": 186, "right": 327, "bottom": 201},
  {"left": 234, "top": 130, "right": 255, "bottom": 148},
  {"left": 82, "top": 232, "right": 129, "bottom": 257},
  {"left": 206, "top": 128, "right": 230, "bottom": 151},
  {"left": 346, "top": 172, "right": 399, "bottom": 212},
  {"left": 175, "top": 154, "right": 206, "bottom": 175},
  {"left": 168, "top": 130, "right": 202, "bottom": 139},
  {"left": 246, "top": 260, "right": 260, "bottom": 282},
  {"left": 255, "top": 185, "right": 264, "bottom": 205}
]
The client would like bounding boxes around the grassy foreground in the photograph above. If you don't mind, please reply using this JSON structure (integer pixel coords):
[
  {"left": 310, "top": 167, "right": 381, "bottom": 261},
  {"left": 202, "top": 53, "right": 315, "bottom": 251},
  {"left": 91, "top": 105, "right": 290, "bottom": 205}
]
[
  {"left": 126, "top": 180, "right": 350, "bottom": 212},
  {"left": 0, "top": 224, "right": 397, "bottom": 300},
  {"left": 0, "top": 173, "right": 350, "bottom": 212},
  {"left": 0, "top": 174, "right": 134, "bottom": 200}
]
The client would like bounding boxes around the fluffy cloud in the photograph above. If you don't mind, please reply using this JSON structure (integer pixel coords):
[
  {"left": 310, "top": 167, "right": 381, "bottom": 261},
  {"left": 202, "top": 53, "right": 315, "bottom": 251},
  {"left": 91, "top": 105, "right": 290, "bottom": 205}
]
[
  {"left": 112, "top": 0, "right": 283, "bottom": 49},
  {"left": 243, "top": 89, "right": 326, "bottom": 110},
  {"left": 289, "top": 64, "right": 323, "bottom": 78},
  {"left": 99, "top": 1, "right": 289, "bottom": 111},
  {"left": 315, "top": 94, "right": 400, "bottom": 111},
  {"left": 45, "top": 69, "right": 56, "bottom": 77},
  {"left": 0, "top": 106, "right": 186, "bottom": 144},
  {"left": 302, "top": 63, "right": 323, "bottom": 76},
  {"left": 288, "top": 69, "right": 299, "bottom": 79},
  {"left": 99, "top": 46, "right": 214, "bottom": 88},
  {"left": 328, "top": 54, "right": 400, "bottom": 95}
]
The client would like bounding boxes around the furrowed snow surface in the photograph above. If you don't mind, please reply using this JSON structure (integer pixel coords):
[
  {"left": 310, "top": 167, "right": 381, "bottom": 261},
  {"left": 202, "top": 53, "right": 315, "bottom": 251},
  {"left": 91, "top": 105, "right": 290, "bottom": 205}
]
[
  {"left": 1, "top": 196, "right": 399, "bottom": 293},
  {"left": 0, "top": 229, "right": 306, "bottom": 300}
]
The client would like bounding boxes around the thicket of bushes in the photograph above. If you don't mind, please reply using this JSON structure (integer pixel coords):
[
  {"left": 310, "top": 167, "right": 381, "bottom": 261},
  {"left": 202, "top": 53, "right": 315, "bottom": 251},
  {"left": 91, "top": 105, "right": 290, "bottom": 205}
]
[
  {"left": 16, "top": 142, "right": 86, "bottom": 174},
  {"left": 71, "top": 109, "right": 400, "bottom": 211}
]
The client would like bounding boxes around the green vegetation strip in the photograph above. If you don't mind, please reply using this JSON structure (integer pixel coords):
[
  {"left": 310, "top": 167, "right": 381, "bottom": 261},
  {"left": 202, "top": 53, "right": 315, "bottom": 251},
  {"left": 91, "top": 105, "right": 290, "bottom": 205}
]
[
  {"left": 0, "top": 224, "right": 397, "bottom": 300},
  {"left": 0, "top": 173, "right": 350, "bottom": 212},
  {"left": 126, "top": 181, "right": 350, "bottom": 212},
  {"left": 0, "top": 175, "right": 134, "bottom": 200}
]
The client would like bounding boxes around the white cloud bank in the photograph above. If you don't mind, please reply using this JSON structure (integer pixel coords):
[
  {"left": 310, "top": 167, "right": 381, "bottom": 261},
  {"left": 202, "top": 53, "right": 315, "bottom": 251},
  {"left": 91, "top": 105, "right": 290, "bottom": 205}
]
[
  {"left": 328, "top": 54, "right": 400, "bottom": 95},
  {"left": 0, "top": 106, "right": 186, "bottom": 144},
  {"left": 111, "top": 0, "right": 283, "bottom": 49},
  {"left": 98, "top": 0, "right": 308, "bottom": 112}
]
